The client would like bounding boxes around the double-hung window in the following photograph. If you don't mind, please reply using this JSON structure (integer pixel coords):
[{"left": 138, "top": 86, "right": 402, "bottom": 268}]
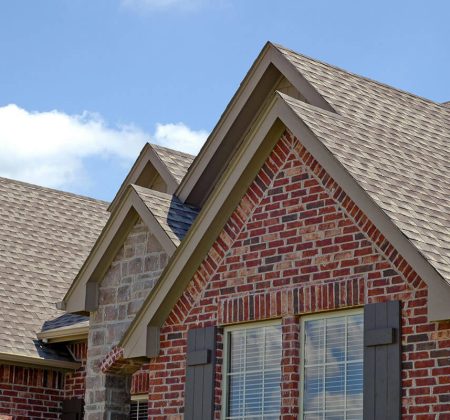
[
  {"left": 222, "top": 321, "right": 282, "bottom": 419},
  {"left": 300, "top": 309, "right": 364, "bottom": 420}
]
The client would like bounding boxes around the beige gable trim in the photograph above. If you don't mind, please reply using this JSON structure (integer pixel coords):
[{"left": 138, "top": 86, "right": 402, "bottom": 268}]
[
  {"left": 108, "top": 143, "right": 179, "bottom": 213},
  {"left": 121, "top": 94, "right": 450, "bottom": 359},
  {"left": 61, "top": 186, "right": 177, "bottom": 314},
  {"left": 176, "top": 42, "right": 333, "bottom": 207}
]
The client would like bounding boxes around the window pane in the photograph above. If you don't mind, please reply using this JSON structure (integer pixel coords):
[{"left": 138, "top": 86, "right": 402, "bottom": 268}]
[
  {"left": 325, "top": 317, "right": 345, "bottom": 364},
  {"left": 325, "top": 364, "right": 345, "bottom": 411},
  {"left": 304, "top": 365, "right": 324, "bottom": 412},
  {"left": 228, "top": 374, "right": 245, "bottom": 417},
  {"left": 225, "top": 324, "right": 282, "bottom": 419},
  {"left": 302, "top": 312, "right": 363, "bottom": 420},
  {"left": 304, "top": 319, "right": 325, "bottom": 365}
]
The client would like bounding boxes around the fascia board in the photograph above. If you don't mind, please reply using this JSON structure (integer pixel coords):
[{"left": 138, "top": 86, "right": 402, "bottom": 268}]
[
  {"left": 36, "top": 324, "right": 89, "bottom": 343},
  {"left": 0, "top": 353, "right": 81, "bottom": 370}
]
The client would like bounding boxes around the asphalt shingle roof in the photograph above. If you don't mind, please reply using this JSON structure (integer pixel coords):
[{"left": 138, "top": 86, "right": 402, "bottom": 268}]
[
  {"left": 151, "top": 144, "right": 195, "bottom": 184},
  {"left": 0, "top": 177, "right": 109, "bottom": 360},
  {"left": 275, "top": 45, "right": 450, "bottom": 284},
  {"left": 132, "top": 184, "right": 199, "bottom": 246}
]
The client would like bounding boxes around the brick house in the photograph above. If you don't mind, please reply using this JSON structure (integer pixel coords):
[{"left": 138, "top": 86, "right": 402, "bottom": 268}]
[{"left": 1, "top": 42, "right": 450, "bottom": 419}]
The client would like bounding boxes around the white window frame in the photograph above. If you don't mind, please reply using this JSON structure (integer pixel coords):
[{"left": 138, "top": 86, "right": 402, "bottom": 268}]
[
  {"left": 299, "top": 308, "right": 364, "bottom": 420},
  {"left": 221, "top": 319, "right": 283, "bottom": 419}
]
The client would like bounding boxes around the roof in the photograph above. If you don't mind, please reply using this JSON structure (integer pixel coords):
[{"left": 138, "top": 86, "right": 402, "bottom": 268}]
[
  {"left": 273, "top": 46, "right": 450, "bottom": 285},
  {"left": 132, "top": 184, "right": 199, "bottom": 246},
  {"left": 0, "top": 177, "right": 109, "bottom": 361},
  {"left": 120, "top": 42, "right": 450, "bottom": 357},
  {"left": 151, "top": 144, "right": 195, "bottom": 183}
]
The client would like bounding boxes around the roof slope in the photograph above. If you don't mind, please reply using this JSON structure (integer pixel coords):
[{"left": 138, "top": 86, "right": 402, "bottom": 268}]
[
  {"left": 133, "top": 185, "right": 199, "bottom": 246},
  {"left": 0, "top": 177, "right": 109, "bottom": 360},
  {"left": 278, "top": 66, "right": 450, "bottom": 284},
  {"left": 151, "top": 144, "right": 195, "bottom": 183}
]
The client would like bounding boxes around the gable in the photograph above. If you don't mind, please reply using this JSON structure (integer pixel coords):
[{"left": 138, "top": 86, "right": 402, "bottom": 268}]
[{"left": 164, "top": 131, "right": 419, "bottom": 328}]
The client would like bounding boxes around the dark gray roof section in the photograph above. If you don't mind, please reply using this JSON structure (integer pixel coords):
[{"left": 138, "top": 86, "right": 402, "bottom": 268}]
[
  {"left": 0, "top": 177, "right": 109, "bottom": 360},
  {"left": 151, "top": 143, "right": 195, "bottom": 184},
  {"left": 132, "top": 184, "right": 199, "bottom": 246},
  {"left": 280, "top": 92, "right": 450, "bottom": 285}
]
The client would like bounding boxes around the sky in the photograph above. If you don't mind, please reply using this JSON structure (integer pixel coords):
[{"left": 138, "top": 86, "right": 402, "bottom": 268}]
[{"left": 0, "top": 0, "right": 449, "bottom": 201}]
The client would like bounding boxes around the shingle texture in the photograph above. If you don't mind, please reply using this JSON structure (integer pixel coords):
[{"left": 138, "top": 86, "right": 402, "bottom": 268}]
[
  {"left": 132, "top": 184, "right": 199, "bottom": 246},
  {"left": 275, "top": 44, "right": 450, "bottom": 284},
  {"left": 151, "top": 144, "right": 195, "bottom": 183},
  {"left": 0, "top": 177, "right": 109, "bottom": 360}
]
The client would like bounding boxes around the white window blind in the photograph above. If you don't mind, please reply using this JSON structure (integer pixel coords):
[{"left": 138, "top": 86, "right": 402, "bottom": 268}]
[
  {"left": 130, "top": 398, "right": 148, "bottom": 420},
  {"left": 301, "top": 311, "right": 364, "bottom": 420},
  {"left": 223, "top": 323, "right": 282, "bottom": 419}
]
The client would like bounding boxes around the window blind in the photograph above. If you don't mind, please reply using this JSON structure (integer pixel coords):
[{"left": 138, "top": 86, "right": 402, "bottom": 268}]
[
  {"left": 224, "top": 323, "right": 282, "bottom": 419},
  {"left": 302, "top": 312, "right": 363, "bottom": 420}
]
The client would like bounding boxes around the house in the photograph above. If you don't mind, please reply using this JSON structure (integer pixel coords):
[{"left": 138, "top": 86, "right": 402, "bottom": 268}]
[{"left": 1, "top": 41, "right": 450, "bottom": 419}]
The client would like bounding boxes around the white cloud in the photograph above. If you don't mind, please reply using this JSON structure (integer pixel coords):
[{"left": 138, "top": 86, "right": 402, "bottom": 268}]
[
  {"left": 121, "top": 0, "right": 209, "bottom": 12},
  {"left": 153, "top": 122, "right": 207, "bottom": 155},
  {"left": 0, "top": 104, "right": 207, "bottom": 190}
]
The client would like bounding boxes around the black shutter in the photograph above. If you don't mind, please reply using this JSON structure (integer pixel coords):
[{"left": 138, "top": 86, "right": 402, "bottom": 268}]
[
  {"left": 184, "top": 326, "right": 217, "bottom": 420},
  {"left": 363, "top": 300, "right": 401, "bottom": 420},
  {"left": 61, "top": 398, "right": 84, "bottom": 420}
]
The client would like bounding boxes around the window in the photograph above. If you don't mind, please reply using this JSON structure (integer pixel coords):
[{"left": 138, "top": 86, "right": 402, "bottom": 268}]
[
  {"left": 300, "top": 310, "right": 364, "bottom": 420},
  {"left": 222, "top": 322, "right": 282, "bottom": 419},
  {"left": 130, "top": 396, "right": 148, "bottom": 420}
]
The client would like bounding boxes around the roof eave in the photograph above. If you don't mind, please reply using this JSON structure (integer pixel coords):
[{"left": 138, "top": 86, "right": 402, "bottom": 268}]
[
  {"left": 0, "top": 352, "right": 81, "bottom": 371},
  {"left": 36, "top": 324, "right": 89, "bottom": 344}
]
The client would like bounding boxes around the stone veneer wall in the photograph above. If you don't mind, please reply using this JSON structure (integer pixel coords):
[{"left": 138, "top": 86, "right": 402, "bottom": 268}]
[{"left": 84, "top": 218, "right": 167, "bottom": 419}]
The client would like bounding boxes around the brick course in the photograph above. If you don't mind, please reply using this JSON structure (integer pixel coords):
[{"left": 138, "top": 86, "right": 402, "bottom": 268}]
[
  {"left": 146, "top": 131, "right": 450, "bottom": 419},
  {"left": 0, "top": 365, "right": 64, "bottom": 419}
]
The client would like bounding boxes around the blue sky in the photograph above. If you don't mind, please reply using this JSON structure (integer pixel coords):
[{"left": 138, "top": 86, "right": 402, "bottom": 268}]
[{"left": 1, "top": 0, "right": 449, "bottom": 201}]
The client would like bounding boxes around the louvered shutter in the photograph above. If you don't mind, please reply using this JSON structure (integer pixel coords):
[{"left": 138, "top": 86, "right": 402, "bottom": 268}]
[
  {"left": 61, "top": 398, "right": 84, "bottom": 420},
  {"left": 184, "top": 326, "right": 217, "bottom": 420},
  {"left": 363, "top": 300, "right": 401, "bottom": 419}
]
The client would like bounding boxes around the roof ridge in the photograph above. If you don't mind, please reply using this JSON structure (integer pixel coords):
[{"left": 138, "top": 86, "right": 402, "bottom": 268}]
[
  {"left": 273, "top": 42, "right": 443, "bottom": 108},
  {"left": 0, "top": 175, "right": 109, "bottom": 206}
]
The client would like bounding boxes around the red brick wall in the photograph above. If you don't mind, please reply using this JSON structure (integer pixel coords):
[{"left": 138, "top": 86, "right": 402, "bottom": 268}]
[
  {"left": 0, "top": 341, "right": 149, "bottom": 420},
  {"left": 0, "top": 364, "right": 64, "bottom": 419},
  {"left": 64, "top": 342, "right": 87, "bottom": 399},
  {"left": 147, "top": 131, "right": 450, "bottom": 419}
]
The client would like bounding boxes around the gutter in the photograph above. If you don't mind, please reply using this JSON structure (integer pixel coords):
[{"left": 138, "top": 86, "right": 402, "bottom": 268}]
[
  {"left": 0, "top": 352, "right": 81, "bottom": 370},
  {"left": 36, "top": 324, "right": 89, "bottom": 344}
]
